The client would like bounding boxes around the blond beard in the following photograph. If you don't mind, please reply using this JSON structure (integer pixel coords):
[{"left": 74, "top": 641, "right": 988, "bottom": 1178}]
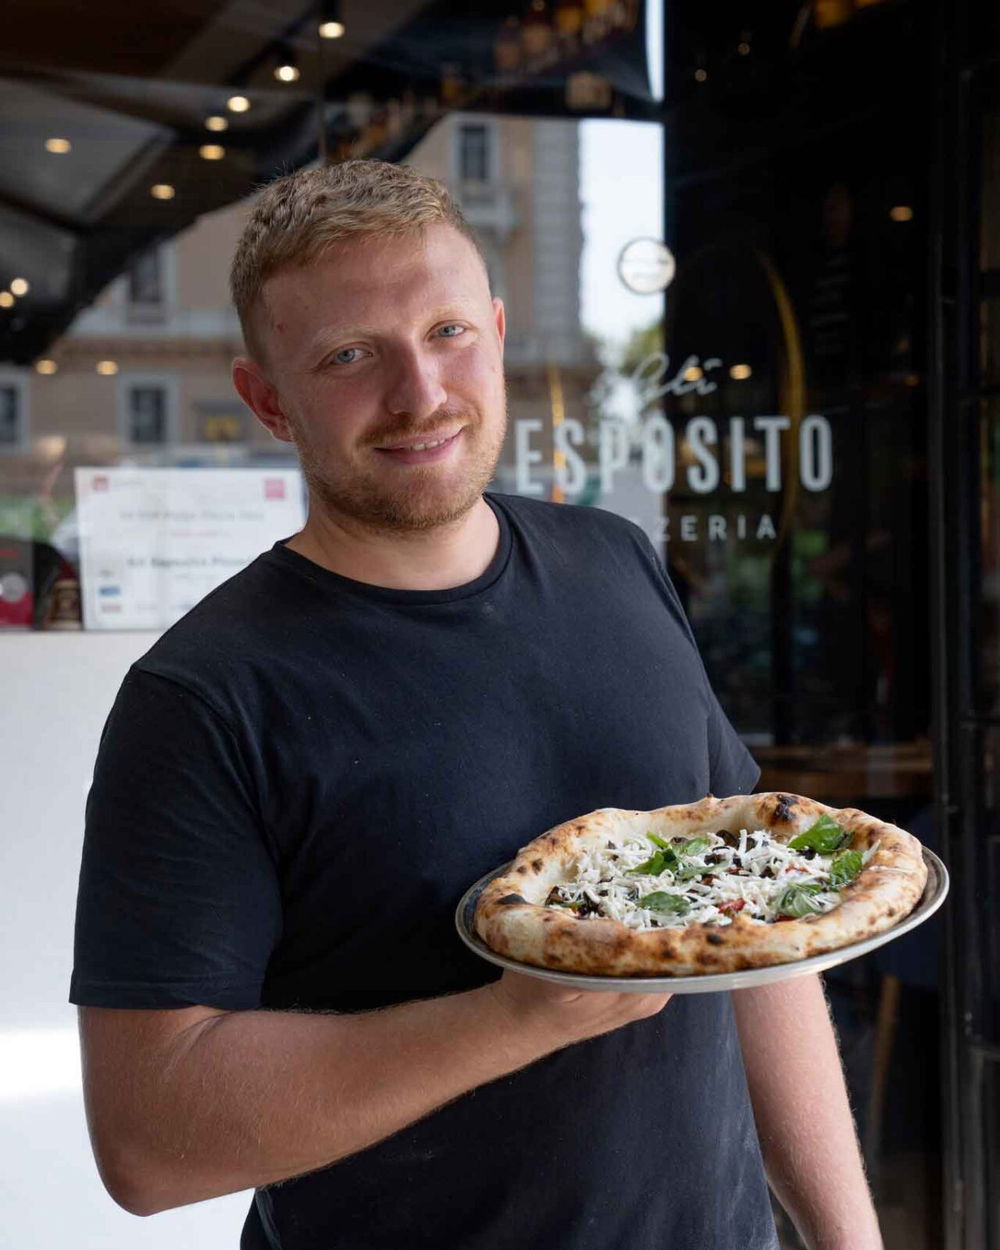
[{"left": 292, "top": 405, "right": 507, "bottom": 534}]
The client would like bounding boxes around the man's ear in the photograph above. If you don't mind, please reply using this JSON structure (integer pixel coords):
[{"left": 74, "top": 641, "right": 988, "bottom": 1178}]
[
  {"left": 232, "top": 357, "right": 295, "bottom": 443},
  {"left": 492, "top": 296, "right": 506, "bottom": 354}
]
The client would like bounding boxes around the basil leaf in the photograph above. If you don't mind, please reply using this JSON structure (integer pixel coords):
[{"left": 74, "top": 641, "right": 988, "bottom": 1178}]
[
  {"left": 641, "top": 891, "right": 691, "bottom": 917},
  {"left": 788, "top": 814, "right": 851, "bottom": 855},
  {"left": 633, "top": 849, "right": 670, "bottom": 875},
  {"left": 827, "top": 849, "right": 863, "bottom": 887},
  {"left": 647, "top": 832, "right": 670, "bottom": 850},
  {"left": 674, "top": 860, "right": 703, "bottom": 882},
  {"left": 680, "top": 835, "right": 712, "bottom": 857},
  {"left": 633, "top": 840, "right": 706, "bottom": 880},
  {"left": 776, "top": 883, "right": 825, "bottom": 918}
]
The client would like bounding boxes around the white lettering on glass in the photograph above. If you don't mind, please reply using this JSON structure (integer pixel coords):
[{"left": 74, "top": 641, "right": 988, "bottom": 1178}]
[
  {"left": 554, "top": 418, "right": 587, "bottom": 495},
  {"left": 729, "top": 417, "right": 746, "bottom": 492},
  {"left": 515, "top": 420, "right": 544, "bottom": 496},
  {"left": 799, "top": 414, "right": 833, "bottom": 491},
  {"left": 753, "top": 416, "right": 791, "bottom": 491},
  {"left": 599, "top": 420, "right": 630, "bottom": 492},
  {"left": 631, "top": 352, "right": 722, "bottom": 406},
  {"left": 685, "top": 418, "right": 720, "bottom": 494},
  {"left": 641, "top": 414, "right": 675, "bottom": 492}
]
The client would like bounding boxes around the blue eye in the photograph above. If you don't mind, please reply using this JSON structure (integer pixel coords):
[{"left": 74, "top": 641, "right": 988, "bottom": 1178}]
[
  {"left": 332, "top": 347, "right": 362, "bottom": 365},
  {"left": 438, "top": 324, "right": 464, "bottom": 338}
]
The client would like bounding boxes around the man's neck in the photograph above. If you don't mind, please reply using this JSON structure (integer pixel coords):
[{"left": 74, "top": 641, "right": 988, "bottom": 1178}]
[{"left": 284, "top": 496, "right": 500, "bottom": 591}]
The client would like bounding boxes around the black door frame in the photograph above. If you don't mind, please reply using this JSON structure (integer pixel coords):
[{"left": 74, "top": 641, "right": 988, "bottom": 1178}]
[{"left": 931, "top": 1, "right": 1000, "bottom": 1244}]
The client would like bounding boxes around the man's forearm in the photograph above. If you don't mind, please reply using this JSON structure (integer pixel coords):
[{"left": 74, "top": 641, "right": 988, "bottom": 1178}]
[
  {"left": 81, "top": 976, "right": 669, "bottom": 1217},
  {"left": 84, "top": 987, "right": 547, "bottom": 1215},
  {"left": 732, "top": 973, "right": 882, "bottom": 1250}
]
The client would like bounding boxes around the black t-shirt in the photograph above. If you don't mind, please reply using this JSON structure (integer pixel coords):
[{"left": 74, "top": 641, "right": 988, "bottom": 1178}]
[{"left": 71, "top": 493, "right": 777, "bottom": 1250}]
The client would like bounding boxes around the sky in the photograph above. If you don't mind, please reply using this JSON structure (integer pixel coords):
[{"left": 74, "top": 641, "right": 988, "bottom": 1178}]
[
  {"left": 578, "top": 0, "right": 665, "bottom": 354},
  {"left": 579, "top": 120, "right": 664, "bottom": 355}
]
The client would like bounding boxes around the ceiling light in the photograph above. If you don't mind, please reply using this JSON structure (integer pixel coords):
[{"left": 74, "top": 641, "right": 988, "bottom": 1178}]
[
  {"left": 0, "top": 292, "right": 14, "bottom": 308},
  {"left": 683, "top": 365, "right": 703, "bottom": 382},
  {"left": 890, "top": 205, "right": 914, "bottom": 222},
  {"left": 320, "top": 1, "right": 345, "bottom": 39},
  {"left": 273, "top": 45, "right": 300, "bottom": 83},
  {"left": 694, "top": 68, "right": 708, "bottom": 82},
  {"left": 227, "top": 95, "right": 251, "bottom": 113},
  {"left": 45, "top": 138, "right": 71, "bottom": 154},
  {"left": 199, "top": 145, "right": 226, "bottom": 161},
  {"left": 205, "top": 115, "right": 229, "bottom": 132},
  {"left": 150, "top": 184, "right": 176, "bottom": 200},
  {"left": 9, "top": 278, "right": 28, "bottom": 296},
  {"left": 729, "top": 364, "right": 752, "bottom": 380},
  {"left": 35, "top": 359, "right": 57, "bottom": 375},
  {"left": 96, "top": 360, "right": 119, "bottom": 376}
]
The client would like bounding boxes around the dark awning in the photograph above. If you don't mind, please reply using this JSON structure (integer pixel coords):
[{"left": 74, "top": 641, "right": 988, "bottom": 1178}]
[{"left": 0, "top": 0, "right": 655, "bottom": 363}]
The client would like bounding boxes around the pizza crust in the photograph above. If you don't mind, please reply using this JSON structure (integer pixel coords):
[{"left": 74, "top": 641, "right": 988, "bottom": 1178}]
[{"left": 474, "top": 792, "right": 928, "bottom": 977}]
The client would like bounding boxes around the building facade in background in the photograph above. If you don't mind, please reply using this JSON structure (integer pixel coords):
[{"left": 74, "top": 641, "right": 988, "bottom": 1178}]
[{"left": 0, "top": 114, "right": 595, "bottom": 512}]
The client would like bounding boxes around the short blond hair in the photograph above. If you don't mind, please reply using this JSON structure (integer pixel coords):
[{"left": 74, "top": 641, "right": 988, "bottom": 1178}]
[{"left": 230, "top": 160, "right": 484, "bottom": 359}]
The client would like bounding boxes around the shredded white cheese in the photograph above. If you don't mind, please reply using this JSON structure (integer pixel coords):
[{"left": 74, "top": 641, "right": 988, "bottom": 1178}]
[{"left": 544, "top": 828, "right": 878, "bottom": 929}]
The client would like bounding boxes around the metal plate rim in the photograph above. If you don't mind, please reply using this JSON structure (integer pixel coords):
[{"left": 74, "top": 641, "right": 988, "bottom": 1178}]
[{"left": 454, "top": 847, "right": 949, "bottom": 994}]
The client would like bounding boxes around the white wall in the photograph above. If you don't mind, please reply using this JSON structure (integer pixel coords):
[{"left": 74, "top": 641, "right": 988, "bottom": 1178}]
[{"left": 0, "top": 632, "right": 251, "bottom": 1247}]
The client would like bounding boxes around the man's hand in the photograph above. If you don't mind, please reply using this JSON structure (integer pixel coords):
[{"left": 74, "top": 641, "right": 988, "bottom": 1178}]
[{"left": 487, "top": 969, "right": 671, "bottom": 1049}]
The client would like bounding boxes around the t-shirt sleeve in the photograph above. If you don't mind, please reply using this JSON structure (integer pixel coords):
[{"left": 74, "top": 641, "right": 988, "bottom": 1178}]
[
  {"left": 706, "top": 690, "right": 760, "bottom": 796},
  {"left": 70, "top": 668, "right": 282, "bottom": 1010},
  {"left": 625, "top": 520, "right": 759, "bottom": 797}
]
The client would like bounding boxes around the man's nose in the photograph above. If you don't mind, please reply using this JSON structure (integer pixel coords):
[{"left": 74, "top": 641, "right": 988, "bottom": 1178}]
[{"left": 384, "top": 345, "right": 448, "bottom": 420}]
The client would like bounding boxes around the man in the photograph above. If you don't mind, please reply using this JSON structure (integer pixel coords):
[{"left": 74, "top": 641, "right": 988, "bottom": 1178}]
[{"left": 71, "top": 160, "right": 882, "bottom": 1249}]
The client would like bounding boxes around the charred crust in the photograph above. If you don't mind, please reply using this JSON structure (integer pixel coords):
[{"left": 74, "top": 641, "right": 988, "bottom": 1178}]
[
  {"left": 475, "top": 794, "right": 926, "bottom": 978},
  {"left": 531, "top": 858, "right": 544, "bottom": 872}
]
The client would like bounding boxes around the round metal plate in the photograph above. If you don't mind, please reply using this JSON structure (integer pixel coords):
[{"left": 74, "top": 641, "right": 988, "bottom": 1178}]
[{"left": 455, "top": 848, "right": 949, "bottom": 994}]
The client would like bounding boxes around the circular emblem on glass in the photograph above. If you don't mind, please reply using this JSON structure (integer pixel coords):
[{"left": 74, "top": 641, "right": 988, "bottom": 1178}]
[{"left": 617, "top": 238, "right": 676, "bottom": 295}]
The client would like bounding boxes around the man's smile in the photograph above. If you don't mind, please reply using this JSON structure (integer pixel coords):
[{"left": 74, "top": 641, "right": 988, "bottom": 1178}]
[{"left": 373, "top": 428, "right": 465, "bottom": 463}]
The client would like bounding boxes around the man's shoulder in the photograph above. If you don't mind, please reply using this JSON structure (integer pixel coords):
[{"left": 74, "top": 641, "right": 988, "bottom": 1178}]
[
  {"left": 132, "top": 547, "right": 302, "bottom": 693},
  {"left": 488, "top": 491, "right": 650, "bottom": 552}
]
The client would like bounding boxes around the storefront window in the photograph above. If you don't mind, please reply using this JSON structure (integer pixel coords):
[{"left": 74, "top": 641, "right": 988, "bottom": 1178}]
[{"left": 0, "top": 3, "right": 951, "bottom": 1244}]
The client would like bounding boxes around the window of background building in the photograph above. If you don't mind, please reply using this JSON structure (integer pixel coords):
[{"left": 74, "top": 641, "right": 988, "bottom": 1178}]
[
  {"left": 0, "top": 383, "right": 24, "bottom": 448},
  {"left": 196, "top": 401, "right": 247, "bottom": 444},
  {"left": 125, "top": 246, "right": 171, "bottom": 325},
  {"left": 127, "top": 249, "right": 163, "bottom": 307},
  {"left": 458, "top": 123, "right": 491, "bottom": 183},
  {"left": 120, "top": 379, "right": 172, "bottom": 447}
]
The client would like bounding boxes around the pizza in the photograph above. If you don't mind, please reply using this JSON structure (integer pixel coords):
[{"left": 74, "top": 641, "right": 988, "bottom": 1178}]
[{"left": 474, "top": 792, "right": 928, "bottom": 977}]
